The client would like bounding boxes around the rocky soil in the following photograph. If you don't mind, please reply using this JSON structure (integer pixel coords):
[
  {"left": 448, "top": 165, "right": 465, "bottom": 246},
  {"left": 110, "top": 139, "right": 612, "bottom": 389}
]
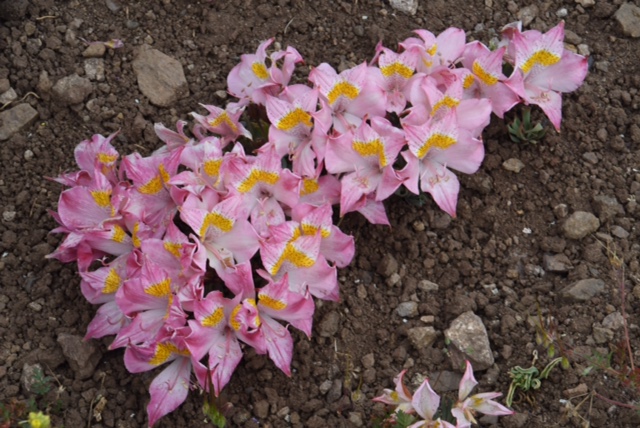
[{"left": 1, "top": 0, "right": 640, "bottom": 427}]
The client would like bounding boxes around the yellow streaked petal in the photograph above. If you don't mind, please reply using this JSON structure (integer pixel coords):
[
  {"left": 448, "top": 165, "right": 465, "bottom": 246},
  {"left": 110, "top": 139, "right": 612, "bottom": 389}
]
[
  {"left": 209, "top": 111, "right": 238, "bottom": 133},
  {"left": 472, "top": 61, "right": 498, "bottom": 86},
  {"left": 277, "top": 108, "right": 313, "bottom": 131},
  {"left": 164, "top": 241, "right": 182, "bottom": 258},
  {"left": 426, "top": 44, "right": 437, "bottom": 56},
  {"left": 201, "top": 307, "right": 224, "bottom": 327},
  {"left": 91, "top": 190, "right": 112, "bottom": 208},
  {"left": 159, "top": 164, "right": 170, "bottom": 184},
  {"left": 463, "top": 74, "right": 475, "bottom": 90},
  {"left": 521, "top": 50, "right": 561, "bottom": 74},
  {"left": 352, "top": 139, "right": 388, "bottom": 167},
  {"left": 132, "top": 222, "right": 141, "bottom": 248},
  {"left": 236, "top": 169, "right": 279, "bottom": 193},
  {"left": 430, "top": 96, "right": 460, "bottom": 116},
  {"left": 102, "top": 268, "right": 121, "bottom": 294},
  {"left": 138, "top": 175, "right": 163, "bottom": 195},
  {"left": 269, "top": 242, "right": 315, "bottom": 276},
  {"left": 203, "top": 159, "right": 222, "bottom": 177},
  {"left": 301, "top": 223, "right": 330, "bottom": 238},
  {"left": 416, "top": 134, "right": 457, "bottom": 158},
  {"left": 380, "top": 62, "right": 413, "bottom": 79},
  {"left": 230, "top": 304, "right": 243, "bottom": 331},
  {"left": 300, "top": 178, "right": 319, "bottom": 196},
  {"left": 252, "top": 62, "right": 269, "bottom": 80},
  {"left": 112, "top": 225, "right": 126, "bottom": 243},
  {"left": 327, "top": 81, "right": 360, "bottom": 105},
  {"left": 144, "top": 278, "right": 172, "bottom": 298},
  {"left": 149, "top": 342, "right": 190, "bottom": 366},
  {"left": 258, "top": 293, "right": 287, "bottom": 311},
  {"left": 98, "top": 153, "right": 118, "bottom": 164},
  {"left": 200, "top": 212, "right": 234, "bottom": 236}
]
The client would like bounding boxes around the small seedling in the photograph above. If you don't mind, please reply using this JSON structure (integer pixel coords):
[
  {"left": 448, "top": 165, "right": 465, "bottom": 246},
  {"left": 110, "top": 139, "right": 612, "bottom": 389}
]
[
  {"left": 507, "top": 107, "right": 547, "bottom": 143},
  {"left": 506, "top": 350, "right": 565, "bottom": 407}
]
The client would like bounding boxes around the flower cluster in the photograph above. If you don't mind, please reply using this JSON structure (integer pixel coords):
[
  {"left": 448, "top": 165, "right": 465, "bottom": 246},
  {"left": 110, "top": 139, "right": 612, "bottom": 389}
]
[
  {"left": 374, "top": 361, "right": 513, "bottom": 427},
  {"left": 48, "top": 21, "right": 586, "bottom": 426}
]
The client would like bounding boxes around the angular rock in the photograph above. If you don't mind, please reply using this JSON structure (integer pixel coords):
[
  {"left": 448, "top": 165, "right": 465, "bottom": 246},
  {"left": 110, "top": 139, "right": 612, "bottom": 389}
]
[
  {"left": 0, "top": 87, "right": 17, "bottom": 105},
  {"left": 560, "top": 278, "right": 605, "bottom": 302},
  {"left": 84, "top": 58, "right": 105, "bottom": 81},
  {"left": 502, "top": 158, "right": 525, "bottom": 173},
  {"left": 396, "top": 301, "right": 418, "bottom": 318},
  {"left": 52, "top": 74, "right": 93, "bottom": 105},
  {"left": 407, "top": 326, "right": 438, "bottom": 350},
  {"left": 543, "top": 253, "right": 572, "bottom": 273},
  {"left": 21, "top": 363, "right": 48, "bottom": 395},
  {"left": 517, "top": 5, "right": 539, "bottom": 26},
  {"left": 377, "top": 253, "right": 398, "bottom": 278},
  {"left": 83, "top": 43, "right": 106, "bottom": 58},
  {"left": 602, "top": 312, "right": 624, "bottom": 330},
  {"left": 445, "top": 311, "right": 494, "bottom": 371},
  {"left": 0, "top": 103, "right": 39, "bottom": 141},
  {"left": 592, "top": 325, "right": 614, "bottom": 344},
  {"left": 562, "top": 211, "right": 600, "bottom": 239},
  {"left": 132, "top": 47, "right": 189, "bottom": 107},
  {"left": 615, "top": 3, "right": 640, "bottom": 38},
  {"left": 592, "top": 195, "right": 624, "bottom": 222},
  {"left": 318, "top": 311, "right": 340, "bottom": 337},
  {"left": 57, "top": 333, "right": 102, "bottom": 380},
  {"left": 389, "top": 0, "right": 418, "bottom": 15},
  {"left": 418, "top": 279, "right": 439, "bottom": 292}
]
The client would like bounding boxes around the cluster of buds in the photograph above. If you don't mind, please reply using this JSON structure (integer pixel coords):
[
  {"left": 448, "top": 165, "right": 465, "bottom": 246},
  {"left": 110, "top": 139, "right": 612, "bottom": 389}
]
[{"left": 48, "top": 21, "right": 586, "bottom": 426}]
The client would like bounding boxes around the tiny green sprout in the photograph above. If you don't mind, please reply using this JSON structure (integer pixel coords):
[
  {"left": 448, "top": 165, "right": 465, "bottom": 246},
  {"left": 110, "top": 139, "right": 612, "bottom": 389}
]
[
  {"left": 506, "top": 351, "right": 565, "bottom": 407},
  {"left": 507, "top": 107, "right": 547, "bottom": 144}
]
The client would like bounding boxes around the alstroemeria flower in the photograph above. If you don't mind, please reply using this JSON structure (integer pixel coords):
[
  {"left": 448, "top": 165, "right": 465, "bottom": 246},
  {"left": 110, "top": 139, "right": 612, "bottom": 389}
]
[
  {"left": 325, "top": 117, "right": 406, "bottom": 222},
  {"left": 179, "top": 189, "right": 260, "bottom": 283},
  {"left": 407, "top": 380, "right": 456, "bottom": 428},
  {"left": 265, "top": 85, "right": 331, "bottom": 176},
  {"left": 451, "top": 361, "right": 514, "bottom": 428},
  {"left": 297, "top": 161, "right": 341, "bottom": 207},
  {"left": 503, "top": 21, "right": 588, "bottom": 130},
  {"left": 260, "top": 221, "right": 339, "bottom": 301},
  {"left": 223, "top": 146, "right": 300, "bottom": 236},
  {"left": 400, "top": 27, "right": 466, "bottom": 75},
  {"left": 153, "top": 120, "right": 193, "bottom": 153},
  {"left": 373, "top": 43, "right": 417, "bottom": 113},
  {"left": 309, "top": 62, "right": 386, "bottom": 134},
  {"left": 291, "top": 203, "right": 355, "bottom": 268},
  {"left": 401, "top": 111, "right": 484, "bottom": 217},
  {"left": 190, "top": 103, "right": 252, "bottom": 147},
  {"left": 171, "top": 136, "right": 227, "bottom": 195},
  {"left": 460, "top": 42, "right": 520, "bottom": 118},
  {"left": 372, "top": 369, "right": 415, "bottom": 414},
  {"left": 227, "top": 38, "right": 303, "bottom": 105},
  {"left": 124, "top": 328, "right": 193, "bottom": 427}
]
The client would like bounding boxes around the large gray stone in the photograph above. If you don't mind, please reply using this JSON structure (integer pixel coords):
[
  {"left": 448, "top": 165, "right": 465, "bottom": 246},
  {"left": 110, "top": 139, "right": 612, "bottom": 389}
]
[
  {"left": 52, "top": 74, "right": 93, "bottom": 105},
  {"left": 0, "top": 103, "right": 39, "bottom": 141},
  {"left": 615, "top": 3, "right": 640, "bottom": 38},
  {"left": 133, "top": 47, "right": 189, "bottom": 107},
  {"left": 57, "top": 333, "right": 102, "bottom": 380},
  {"left": 560, "top": 278, "right": 605, "bottom": 302},
  {"left": 407, "top": 326, "right": 438, "bottom": 350},
  {"left": 389, "top": 0, "right": 418, "bottom": 15},
  {"left": 562, "top": 211, "right": 600, "bottom": 239},
  {"left": 445, "top": 311, "right": 494, "bottom": 371}
]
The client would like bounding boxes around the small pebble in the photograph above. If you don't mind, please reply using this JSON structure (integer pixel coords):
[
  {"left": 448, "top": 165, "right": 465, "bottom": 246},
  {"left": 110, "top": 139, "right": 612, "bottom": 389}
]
[{"left": 24, "top": 150, "right": 34, "bottom": 160}]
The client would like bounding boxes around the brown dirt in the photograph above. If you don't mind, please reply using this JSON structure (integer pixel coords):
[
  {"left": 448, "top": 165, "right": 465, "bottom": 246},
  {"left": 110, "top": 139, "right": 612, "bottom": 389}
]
[{"left": 1, "top": 0, "right": 640, "bottom": 427}]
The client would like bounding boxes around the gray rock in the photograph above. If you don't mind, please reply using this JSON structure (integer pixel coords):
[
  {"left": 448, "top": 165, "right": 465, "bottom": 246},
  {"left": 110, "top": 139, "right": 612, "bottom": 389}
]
[
  {"left": 82, "top": 43, "right": 106, "bottom": 58},
  {"left": 0, "top": 87, "right": 17, "bottom": 105},
  {"left": 560, "top": 278, "right": 605, "bottom": 302},
  {"left": 502, "top": 158, "right": 525, "bottom": 173},
  {"left": 407, "top": 326, "right": 438, "bottom": 350},
  {"left": 562, "top": 211, "right": 600, "bottom": 239},
  {"left": 326, "top": 379, "right": 342, "bottom": 403},
  {"left": 0, "top": 103, "right": 39, "bottom": 141},
  {"left": 418, "top": 279, "right": 439, "bottom": 292},
  {"left": 615, "top": 3, "right": 640, "bottom": 38},
  {"left": 543, "top": 254, "right": 572, "bottom": 273},
  {"left": 445, "top": 311, "right": 494, "bottom": 370},
  {"left": 0, "top": 78, "right": 9, "bottom": 93},
  {"left": 592, "top": 325, "right": 614, "bottom": 344},
  {"left": 553, "top": 203, "right": 569, "bottom": 219},
  {"left": 361, "top": 353, "right": 375, "bottom": 369},
  {"left": 389, "top": 0, "right": 418, "bottom": 15},
  {"left": 396, "top": 301, "right": 418, "bottom": 318},
  {"left": 84, "top": 59, "right": 105, "bottom": 81},
  {"left": 319, "top": 379, "right": 333, "bottom": 395},
  {"left": 348, "top": 412, "right": 364, "bottom": 427},
  {"left": 254, "top": 399, "right": 269, "bottom": 419},
  {"left": 576, "top": 0, "right": 595, "bottom": 7},
  {"left": 593, "top": 195, "right": 624, "bottom": 222},
  {"left": 602, "top": 312, "right": 624, "bottom": 330},
  {"left": 377, "top": 253, "right": 398, "bottom": 278},
  {"left": 318, "top": 311, "right": 340, "bottom": 337},
  {"left": 133, "top": 47, "right": 189, "bottom": 107},
  {"left": 57, "top": 333, "right": 102, "bottom": 380},
  {"left": 611, "top": 225, "right": 629, "bottom": 239},
  {"left": 52, "top": 74, "right": 93, "bottom": 105},
  {"left": 517, "top": 5, "right": 539, "bottom": 26}
]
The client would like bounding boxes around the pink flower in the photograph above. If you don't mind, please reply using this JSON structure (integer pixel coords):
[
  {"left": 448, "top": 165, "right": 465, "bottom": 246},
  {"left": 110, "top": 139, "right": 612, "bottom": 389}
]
[
  {"left": 373, "top": 43, "right": 417, "bottom": 113},
  {"left": 372, "top": 369, "right": 414, "bottom": 414},
  {"left": 503, "top": 21, "right": 588, "bottom": 130},
  {"left": 400, "top": 27, "right": 466, "bottom": 75},
  {"left": 452, "top": 361, "right": 514, "bottom": 428},
  {"left": 191, "top": 103, "right": 252, "bottom": 146},
  {"left": 460, "top": 41, "right": 520, "bottom": 118},
  {"left": 309, "top": 62, "right": 386, "bottom": 134}
]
